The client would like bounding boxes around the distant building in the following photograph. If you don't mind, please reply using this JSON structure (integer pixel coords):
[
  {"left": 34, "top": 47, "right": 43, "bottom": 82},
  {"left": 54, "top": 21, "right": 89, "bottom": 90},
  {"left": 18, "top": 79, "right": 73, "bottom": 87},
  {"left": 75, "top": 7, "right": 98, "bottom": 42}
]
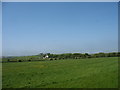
[
  {"left": 45, "top": 55, "right": 49, "bottom": 58},
  {"left": 43, "top": 54, "right": 49, "bottom": 59}
]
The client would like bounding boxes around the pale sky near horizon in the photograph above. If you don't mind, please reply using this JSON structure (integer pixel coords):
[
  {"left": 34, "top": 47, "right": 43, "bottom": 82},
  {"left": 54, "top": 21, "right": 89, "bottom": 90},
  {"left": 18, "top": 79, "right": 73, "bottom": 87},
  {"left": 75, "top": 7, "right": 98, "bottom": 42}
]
[{"left": 2, "top": 2, "right": 118, "bottom": 56}]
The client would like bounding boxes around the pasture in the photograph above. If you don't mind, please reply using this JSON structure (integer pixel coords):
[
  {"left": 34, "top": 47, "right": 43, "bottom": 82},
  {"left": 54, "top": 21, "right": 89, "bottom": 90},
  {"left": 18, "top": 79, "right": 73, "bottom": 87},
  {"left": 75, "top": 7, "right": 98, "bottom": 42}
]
[{"left": 2, "top": 57, "right": 118, "bottom": 88}]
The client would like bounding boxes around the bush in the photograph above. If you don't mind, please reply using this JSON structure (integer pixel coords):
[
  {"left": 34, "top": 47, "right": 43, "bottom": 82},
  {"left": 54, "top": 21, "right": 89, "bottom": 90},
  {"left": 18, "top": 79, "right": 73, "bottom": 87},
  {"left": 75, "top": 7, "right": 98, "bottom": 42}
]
[
  {"left": 7, "top": 59, "right": 10, "bottom": 62},
  {"left": 50, "top": 58, "right": 53, "bottom": 61},
  {"left": 59, "top": 58, "right": 61, "bottom": 60},
  {"left": 18, "top": 60, "right": 22, "bottom": 62},
  {"left": 28, "top": 60, "right": 31, "bottom": 61}
]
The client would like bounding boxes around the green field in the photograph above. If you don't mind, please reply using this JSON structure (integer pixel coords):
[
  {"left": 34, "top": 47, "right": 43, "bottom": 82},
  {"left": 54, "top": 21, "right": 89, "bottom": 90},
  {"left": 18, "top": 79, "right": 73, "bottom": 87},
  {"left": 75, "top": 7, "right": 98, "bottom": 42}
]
[{"left": 2, "top": 57, "right": 118, "bottom": 88}]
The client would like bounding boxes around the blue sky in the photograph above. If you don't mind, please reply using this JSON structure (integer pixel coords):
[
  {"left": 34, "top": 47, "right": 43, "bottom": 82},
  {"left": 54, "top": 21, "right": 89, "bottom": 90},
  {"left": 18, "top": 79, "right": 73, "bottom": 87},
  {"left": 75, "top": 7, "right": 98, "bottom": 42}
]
[
  {"left": 2, "top": 2, "right": 118, "bottom": 56},
  {"left": 0, "top": 2, "right": 1, "bottom": 57}
]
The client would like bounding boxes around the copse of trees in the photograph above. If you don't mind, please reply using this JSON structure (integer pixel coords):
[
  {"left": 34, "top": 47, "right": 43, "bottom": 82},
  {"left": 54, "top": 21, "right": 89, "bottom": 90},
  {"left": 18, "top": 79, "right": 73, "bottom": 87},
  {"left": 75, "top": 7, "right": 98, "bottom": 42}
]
[
  {"left": 48, "top": 52, "right": 120, "bottom": 59},
  {"left": 47, "top": 52, "right": 119, "bottom": 60}
]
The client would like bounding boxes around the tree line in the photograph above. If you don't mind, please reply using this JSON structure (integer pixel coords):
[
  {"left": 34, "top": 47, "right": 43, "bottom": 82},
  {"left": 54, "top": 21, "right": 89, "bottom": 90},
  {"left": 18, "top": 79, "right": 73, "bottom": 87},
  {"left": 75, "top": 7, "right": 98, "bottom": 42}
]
[
  {"left": 2, "top": 52, "right": 120, "bottom": 62},
  {"left": 45, "top": 52, "right": 120, "bottom": 60}
]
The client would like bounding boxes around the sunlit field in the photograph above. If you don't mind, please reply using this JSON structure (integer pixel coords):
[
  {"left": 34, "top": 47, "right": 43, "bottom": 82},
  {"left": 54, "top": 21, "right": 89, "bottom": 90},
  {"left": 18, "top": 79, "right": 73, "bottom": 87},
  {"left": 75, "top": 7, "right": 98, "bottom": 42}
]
[{"left": 2, "top": 57, "right": 118, "bottom": 88}]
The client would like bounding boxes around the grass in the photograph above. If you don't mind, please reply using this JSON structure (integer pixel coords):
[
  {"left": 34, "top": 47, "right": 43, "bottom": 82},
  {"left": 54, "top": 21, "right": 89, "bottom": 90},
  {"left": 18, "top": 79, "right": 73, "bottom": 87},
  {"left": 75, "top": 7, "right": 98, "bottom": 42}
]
[{"left": 2, "top": 57, "right": 118, "bottom": 88}]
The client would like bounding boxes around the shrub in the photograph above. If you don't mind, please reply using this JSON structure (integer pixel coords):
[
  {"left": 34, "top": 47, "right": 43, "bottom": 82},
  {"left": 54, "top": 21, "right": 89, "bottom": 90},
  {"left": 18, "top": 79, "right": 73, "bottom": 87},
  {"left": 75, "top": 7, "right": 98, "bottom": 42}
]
[
  {"left": 28, "top": 60, "right": 31, "bottom": 61},
  {"left": 50, "top": 58, "right": 53, "bottom": 61},
  {"left": 7, "top": 59, "right": 10, "bottom": 62},
  {"left": 18, "top": 60, "right": 22, "bottom": 62}
]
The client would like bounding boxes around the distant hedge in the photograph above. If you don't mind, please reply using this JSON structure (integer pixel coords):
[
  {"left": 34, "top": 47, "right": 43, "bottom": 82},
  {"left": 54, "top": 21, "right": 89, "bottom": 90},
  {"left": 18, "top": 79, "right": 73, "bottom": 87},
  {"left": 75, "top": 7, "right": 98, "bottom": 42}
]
[{"left": 2, "top": 52, "right": 120, "bottom": 62}]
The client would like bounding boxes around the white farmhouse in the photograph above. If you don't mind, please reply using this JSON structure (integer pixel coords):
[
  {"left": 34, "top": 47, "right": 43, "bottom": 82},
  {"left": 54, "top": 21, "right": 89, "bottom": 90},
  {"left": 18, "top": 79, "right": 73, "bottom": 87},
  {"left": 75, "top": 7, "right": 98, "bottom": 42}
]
[{"left": 43, "top": 54, "right": 49, "bottom": 59}]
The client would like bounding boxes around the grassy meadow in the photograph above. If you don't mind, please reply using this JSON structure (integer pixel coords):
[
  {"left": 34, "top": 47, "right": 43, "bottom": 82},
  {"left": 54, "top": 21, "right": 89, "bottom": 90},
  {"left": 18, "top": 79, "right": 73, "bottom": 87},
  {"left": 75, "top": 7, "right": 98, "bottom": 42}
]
[{"left": 2, "top": 57, "right": 118, "bottom": 88}]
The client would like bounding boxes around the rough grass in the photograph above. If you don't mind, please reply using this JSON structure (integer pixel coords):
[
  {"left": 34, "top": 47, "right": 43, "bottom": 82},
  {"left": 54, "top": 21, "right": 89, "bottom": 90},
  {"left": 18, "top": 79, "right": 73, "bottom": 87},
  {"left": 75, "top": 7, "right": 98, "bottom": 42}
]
[{"left": 2, "top": 57, "right": 118, "bottom": 88}]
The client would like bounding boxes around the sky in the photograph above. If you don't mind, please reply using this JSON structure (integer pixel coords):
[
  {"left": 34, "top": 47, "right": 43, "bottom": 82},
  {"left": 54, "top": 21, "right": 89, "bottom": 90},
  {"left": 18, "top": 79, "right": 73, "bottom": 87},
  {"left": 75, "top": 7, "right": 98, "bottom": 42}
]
[
  {"left": 0, "top": 2, "right": 2, "bottom": 58},
  {"left": 2, "top": 2, "right": 118, "bottom": 56}
]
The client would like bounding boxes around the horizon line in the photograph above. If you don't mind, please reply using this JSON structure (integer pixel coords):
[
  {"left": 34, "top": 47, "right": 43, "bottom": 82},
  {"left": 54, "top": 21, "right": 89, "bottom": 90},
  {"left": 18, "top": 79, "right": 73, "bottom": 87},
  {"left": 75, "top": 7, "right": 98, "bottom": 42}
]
[{"left": 2, "top": 51, "right": 119, "bottom": 57}]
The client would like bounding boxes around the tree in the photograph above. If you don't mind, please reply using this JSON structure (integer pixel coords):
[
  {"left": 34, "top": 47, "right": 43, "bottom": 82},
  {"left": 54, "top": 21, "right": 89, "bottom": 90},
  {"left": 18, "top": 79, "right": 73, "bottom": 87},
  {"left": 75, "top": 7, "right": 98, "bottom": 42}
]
[{"left": 84, "top": 53, "right": 91, "bottom": 58}]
